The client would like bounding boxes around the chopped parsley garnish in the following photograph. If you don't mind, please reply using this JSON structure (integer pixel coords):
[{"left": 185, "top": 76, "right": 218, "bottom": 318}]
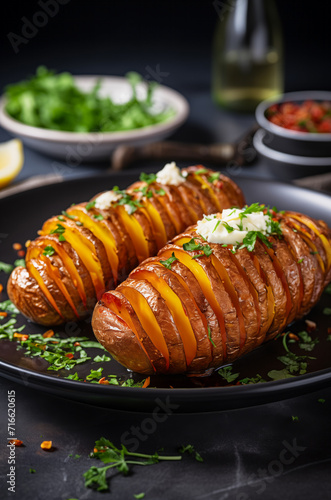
[
  {"left": 323, "top": 307, "right": 331, "bottom": 315},
  {"left": 93, "top": 214, "right": 104, "bottom": 220},
  {"left": 160, "top": 252, "right": 178, "bottom": 270},
  {"left": 93, "top": 354, "right": 112, "bottom": 362},
  {"left": 58, "top": 234, "right": 66, "bottom": 242},
  {"left": 223, "top": 222, "right": 234, "bottom": 233},
  {"left": 218, "top": 365, "right": 239, "bottom": 383},
  {"left": 297, "top": 258, "right": 304, "bottom": 264},
  {"left": 324, "top": 283, "right": 331, "bottom": 295},
  {"left": 86, "top": 367, "right": 104, "bottom": 381},
  {"left": 134, "top": 494, "right": 145, "bottom": 499},
  {"left": 50, "top": 224, "right": 65, "bottom": 235},
  {"left": 238, "top": 231, "right": 271, "bottom": 253},
  {"left": 42, "top": 246, "right": 55, "bottom": 257},
  {"left": 182, "top": 239, "right": 201, "bottom": 252},
  {"left": 84, "top": 438, "right": 182, "bottom": 492},
  {"left": 297, "top": 331, "right": 319, "bottom": 351},
  {"left": 207, "top": 172, "right": 220, "bottom": 183},
  {"left": 183, "top": 238, "right": 213, "bottom": 258},
  {"left": 239, "top": 374, "right": 266, "bottom": 384},
  {"left": 207, "top": 326, "right": 216, "bottom": 348},
  {"left": 268, "top": 368, "right": 294, "bottom": 380},
  {"left": 267, "top": 330, "right": 317, "bottom": 380},
  {"left": 61, "top": 210, "right": 76, "bottom": 220},
  {"left": 318, "top": 398, "right": 326, "bottom": 404},
  {"left": 133, "top": 185, "right": 153, "bottom": 198},
  {"left": 212, "top": 220, "right": 221, "bottom": 233},
  {"left": 65, "top": 372, "right": 83, "bottom": 381},
  {"left": 86, "top": 200, "right": 96, "bottom": 211},
  {"left": 155, "top": 188, "right": 166, "bottom": 196},
  {"left": 115, "top": 193, "right": 143, "bottom": 214},
  {"left": 292, "top": 416, "right": 299, "bottom": 422},
  {"left": 140, "top": 172, "right": 157, "bottom": 184},
  {"left": 194, "top": 168, "right": 208, "bottom": 175}
]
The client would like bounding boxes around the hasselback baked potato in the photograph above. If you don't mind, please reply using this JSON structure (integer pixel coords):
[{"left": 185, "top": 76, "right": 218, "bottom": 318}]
[
  {"left": 7, "top": 164, "right": 245, "bottom": 325},
  {"left": 92, "top": 205, "right": 331, "bottom": 375}
]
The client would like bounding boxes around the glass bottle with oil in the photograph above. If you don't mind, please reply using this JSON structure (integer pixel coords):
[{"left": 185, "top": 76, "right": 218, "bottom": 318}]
[{"left": 212, "top": 0, "right": 283, "bottom": 112}]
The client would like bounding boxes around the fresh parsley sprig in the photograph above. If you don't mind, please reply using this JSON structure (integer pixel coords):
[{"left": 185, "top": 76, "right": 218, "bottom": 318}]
[
  {"left": 183, "top": 238, "right": 212, "bottom": 259},
  {"left": 84, "top": 438, "right": 182, "bottom": 492},
  {"left": 160, "top": 252, "right": 178, "bottom": 270}
]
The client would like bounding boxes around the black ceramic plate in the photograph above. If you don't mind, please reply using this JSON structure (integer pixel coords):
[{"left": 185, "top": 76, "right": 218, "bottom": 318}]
[{"left": 0, "top": 171, "right": 330, "bottom": 413}]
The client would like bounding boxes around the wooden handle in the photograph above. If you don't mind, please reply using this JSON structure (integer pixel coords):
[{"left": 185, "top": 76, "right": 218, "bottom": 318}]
[{"left": 111, "top": 141, "right": 236, "bottom": 170}]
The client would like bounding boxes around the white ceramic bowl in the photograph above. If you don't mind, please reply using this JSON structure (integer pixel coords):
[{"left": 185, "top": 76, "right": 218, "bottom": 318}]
[{"left": 0, "top": 75, "right": 189, "bottom": 162}]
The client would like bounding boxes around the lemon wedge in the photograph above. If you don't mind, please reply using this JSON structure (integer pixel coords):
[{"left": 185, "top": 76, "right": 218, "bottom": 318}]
[{"left": 0, "top": 139, "right": 24, "bottom": 189}]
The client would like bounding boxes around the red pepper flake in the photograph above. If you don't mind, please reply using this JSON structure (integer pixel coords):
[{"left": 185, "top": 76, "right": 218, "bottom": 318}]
[
  {"left": 12, "top": 243, "right": 22, "bottom": 251},
  {"left": 289, "top": 333, "right": 299, "bottom": 341},
  {"left": 0, "top": 311, "right": 8, "bottom": 317},
  {"left": 65, "top": 353, "right": 74, "bottom": 359},
  {"left": 43, "top": 329, "right": 54, "bottom": 338},
  {"left": 142, "top": 376, "right": 150, "bottom": 388},
  {"left": 305, "top": 319, "right": 317, "bottom": 332},
  {"left": 98, "top": 377, "right": 109, "bottom": 385},
  {"left": 8, "top": 439, "right": 23, "bottom": 447},
  {"left": 17, "top": 250, "right": 25, "bottom": 257},
  {"left": 40, "top": 441, "right": 53, "bottom": 451},
  {"left": 215, "top": 180, "right": 223, "bottom": 190}
]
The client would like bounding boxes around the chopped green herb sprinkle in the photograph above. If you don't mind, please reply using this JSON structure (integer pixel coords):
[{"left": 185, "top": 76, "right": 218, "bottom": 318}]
[
  {"left": 43, "top": 246, "right": 55, "bottom": 257},
  {"left": 160, "top": 252, "right": 178, "bottom": 270}
]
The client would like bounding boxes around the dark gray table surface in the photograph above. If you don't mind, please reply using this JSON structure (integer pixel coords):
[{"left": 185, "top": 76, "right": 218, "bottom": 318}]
[{"left": 1, "top": 56, "right": 331, "bottom": 500}]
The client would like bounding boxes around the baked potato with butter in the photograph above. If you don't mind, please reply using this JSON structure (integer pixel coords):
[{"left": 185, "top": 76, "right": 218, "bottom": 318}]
[
  {"left": 7, "top": 165, "right": 245, "bottom": 325},
  {"left": 92, "top": 207, "right": 331, "bottom": 375}
]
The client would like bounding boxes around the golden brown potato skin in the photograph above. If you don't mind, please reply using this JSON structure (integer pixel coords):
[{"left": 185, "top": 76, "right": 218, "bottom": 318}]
[
  {"left": 92, "top": 210, "right": 331, "bottom": 375},
  {"left": 7, "top": 166, "right": 245, "bottom": 325}
]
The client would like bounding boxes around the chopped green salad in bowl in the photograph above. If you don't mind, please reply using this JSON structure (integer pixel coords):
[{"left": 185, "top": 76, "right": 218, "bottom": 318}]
[{"left": 0, "top": 67, "right": 189, "bottom": 161}]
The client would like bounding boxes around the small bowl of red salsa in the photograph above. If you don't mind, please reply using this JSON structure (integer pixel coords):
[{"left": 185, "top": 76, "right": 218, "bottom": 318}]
[
  {"left": 266, "top": 100, "right": 331, "bottom": 134},
  {"left": 255, "top": 91, "right": 331, "bottom": 159}
]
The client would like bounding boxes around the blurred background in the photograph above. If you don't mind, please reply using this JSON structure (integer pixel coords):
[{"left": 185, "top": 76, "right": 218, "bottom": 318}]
[
  {"left": 1, "top": 0, "right": 331, "bottom": 184},
  {"left": 2, "top": 0, "right": 331, "bottom": 91}
]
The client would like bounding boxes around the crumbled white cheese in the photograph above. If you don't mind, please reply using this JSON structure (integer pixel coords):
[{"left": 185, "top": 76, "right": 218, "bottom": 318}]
[
  {"left": 196, "top": 208, "right": 269, "bottom": 245},
  {"left": 155, "top": 161, "right": 184, "bottom": 186},
  {"left": 94, "top": 191, "right": 122, "bottom": 210}
]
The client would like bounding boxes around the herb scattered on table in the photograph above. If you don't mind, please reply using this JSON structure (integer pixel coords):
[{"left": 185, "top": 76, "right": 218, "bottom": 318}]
[
  {"left": 179, "top": 444, "right": 203, "bottom": 462},
  {"left": 84, "top": 437, "right": 182, "bottom": 492}
]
